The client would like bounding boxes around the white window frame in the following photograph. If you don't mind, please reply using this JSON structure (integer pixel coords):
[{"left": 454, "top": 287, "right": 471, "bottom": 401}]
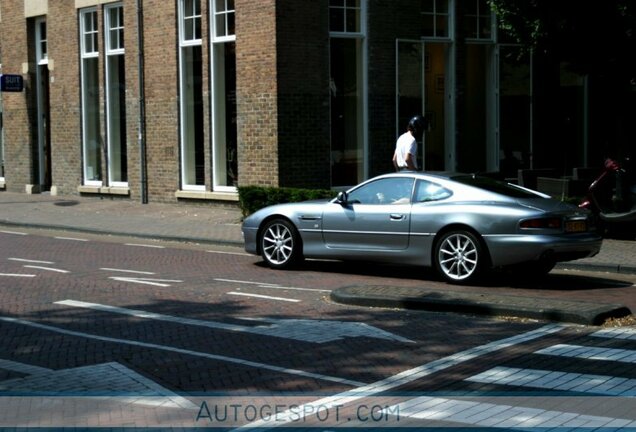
[
  {"left": 34, "top": 17, "right": 49, "bottom": 187},
  {"left": 329, "top": 0, "right": 369, "bottom": 185},
  {"left": 105, "top": 3, "right": 124, "bottom": 54},
  {"left": 80, "top": 8, "right": 102, "bottom": 186},
  {"left": 105, "top": 3, "right": 127, "bottom": 187},
  {"left": 180, "top": 0, "right": 202, "bottom": 46},
  {"left": 36, "top": 18, "right": 48, "bottom": 65},
  {"left": 421, "top": 0, "right": 453, "bottom": 41},
  {"left": 81, "top": 9, "right": 99, "bottom": 58},
  {"left": 415, "top": 0, "right": 456, "bottom": 170},
  {"left": 212, "top": 0, "right": 235, "bottom": 42},
  {"left": 178, "top": 0, "right": 205, "bottom": 191},
  {"left": 465, "top": 0, "right": 496, "bottom": 43},
  {"left": 329, "top": 0, "right": 362, "bottom": 36},
  {"left": 210, "top": 0, "right": 237, "bottom": 192},
  {"left": 463, "top": 1, "right": 497, "bottom": 170}
]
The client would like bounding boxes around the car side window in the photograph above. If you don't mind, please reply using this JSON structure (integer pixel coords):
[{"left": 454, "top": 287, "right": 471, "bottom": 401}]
[
  {"left": 348, "top": 178, "right": 415, "bottom": 205},
  {"left": 414, "top": 179, "right": 452, "bottom": 202}
]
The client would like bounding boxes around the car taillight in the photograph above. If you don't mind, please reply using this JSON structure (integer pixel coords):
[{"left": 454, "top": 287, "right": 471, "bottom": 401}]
[{"left": 520, "top": 217, "right": 562, "bottom": 229}]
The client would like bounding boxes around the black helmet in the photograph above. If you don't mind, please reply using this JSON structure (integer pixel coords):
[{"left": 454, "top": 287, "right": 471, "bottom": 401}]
[{"left": 408, "top": 115, "right": 427, "bottom": 139}]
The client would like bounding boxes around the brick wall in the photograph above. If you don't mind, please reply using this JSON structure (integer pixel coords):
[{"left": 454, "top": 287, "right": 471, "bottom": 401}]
[
  {"left": 0, "top": 0, "right": 33, "bottom": 191},
  {"left": 235, "top": 0, "right": 279, "bottom": 187},
  {"left": 48, "top": 0, "right": 82, "bottom": 195},
  {"left": 142, "top": 0, "right": 181, "bottom": 200}
]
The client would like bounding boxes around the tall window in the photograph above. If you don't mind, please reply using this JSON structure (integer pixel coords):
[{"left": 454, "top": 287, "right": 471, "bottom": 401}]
[
  {"left": 211, "top": 0, "right": 237, "bottom": 191},
  {"left": 80, "top": 8, "right": 102, "bottom": 185},
  {"left": 464, "top": 0, "right": 494, "bottom": 41},
  {"left": 421, "top": 0, "right": 451, "bottom": 38},
  {"left": 461, "top": 0, "right": 498, "bottom": 172},
  {"left": 105, "top": 4, "right": 127, "bottom": 186},
  {"left": 34, "top": 17, "right": 51, "bottom": 189},
  {"left": 329, "top": 0, "right": 367, "bottom": 187},
  {"left": 179, "top": 0, "right": 204, "bottom": 190},
  {"left": 37, "top": 19, "right": 48, "bottom": 62},
  {"left": 0, "top": 58, "right": 4, "bottom": 181}
]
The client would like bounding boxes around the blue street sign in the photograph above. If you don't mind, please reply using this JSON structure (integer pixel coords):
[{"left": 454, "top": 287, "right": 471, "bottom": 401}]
[{"left": 0, "top": 74, "right": 24, "bottom": 92}]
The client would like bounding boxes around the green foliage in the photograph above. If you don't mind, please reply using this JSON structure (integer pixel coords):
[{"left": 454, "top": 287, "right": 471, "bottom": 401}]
[
  {"left": 487, "top": 0, "right": 635, "bottom": 79},
  {"left": 238, "top": 186, "right": 335, "bottom": 217}
]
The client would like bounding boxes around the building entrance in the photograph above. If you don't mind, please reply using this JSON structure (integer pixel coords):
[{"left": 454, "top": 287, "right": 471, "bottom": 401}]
[{"left": 396, "top": 40, "right": 453, "bottom": 171}]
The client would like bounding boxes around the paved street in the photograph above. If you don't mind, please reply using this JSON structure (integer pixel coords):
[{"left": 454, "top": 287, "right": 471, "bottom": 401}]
[
  {"left": 0, "top": 224, "right": 636, "bottom": 428},
  {"left": 1, "top": 191, "right": 636, "bottom": 428}
]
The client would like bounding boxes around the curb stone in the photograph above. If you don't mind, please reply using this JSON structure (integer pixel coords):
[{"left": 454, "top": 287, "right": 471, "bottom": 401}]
[{"left": 331, "top": 285, "right": 632, "bottom": 326}]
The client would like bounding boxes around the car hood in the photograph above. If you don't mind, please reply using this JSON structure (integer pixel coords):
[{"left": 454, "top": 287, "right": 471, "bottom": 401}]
[{"left": 242, "top": 200, "right": 331, "bottom": 227}]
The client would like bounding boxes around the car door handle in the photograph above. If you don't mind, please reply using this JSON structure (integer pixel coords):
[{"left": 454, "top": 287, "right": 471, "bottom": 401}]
[{"left": 390, "top": 214, "right": 406, "bottom": 221}]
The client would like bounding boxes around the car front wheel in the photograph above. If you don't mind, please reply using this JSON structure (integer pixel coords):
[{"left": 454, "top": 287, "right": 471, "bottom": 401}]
[
  {"left": 434, "top": 230, "right": 485, "bottom": 284},
  {"left": 260, "top": 218, "right": 302, "bottom": 269}
]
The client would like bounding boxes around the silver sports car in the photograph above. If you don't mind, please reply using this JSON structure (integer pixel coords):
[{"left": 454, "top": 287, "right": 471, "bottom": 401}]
[{"left": 242, "top": 172, "right": 602, "bottom": 284}]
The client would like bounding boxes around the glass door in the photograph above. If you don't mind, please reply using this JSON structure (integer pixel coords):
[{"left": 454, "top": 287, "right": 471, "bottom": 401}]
[{"left": 396, "top": 39, "right": 452, "bottom": 171}]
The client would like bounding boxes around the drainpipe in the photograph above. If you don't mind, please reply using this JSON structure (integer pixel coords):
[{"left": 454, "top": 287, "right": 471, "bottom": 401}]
[{"left": 137, "top": 0, "right": 148, "bottom": 204}]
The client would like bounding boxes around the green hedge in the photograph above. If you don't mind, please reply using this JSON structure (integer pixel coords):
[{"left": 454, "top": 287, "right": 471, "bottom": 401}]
[{"left": 238, "top": 186, "right": 335, "bottom": 217}]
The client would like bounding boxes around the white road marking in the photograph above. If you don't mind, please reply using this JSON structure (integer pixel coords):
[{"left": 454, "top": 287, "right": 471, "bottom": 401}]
[
  {"left": 215, "top": 278, "right": 281, "bottom": 287},
  {"left": 206, "top": 250, "right": 251, "bottom": 257},
  {"left": 227, "top": 292, "right": 300, "bottom": 303},
  {"left": 592, "top": 326, "right": 636, "bottom": 341},
  {"left": 0, "top": 358, "right": 52, "bottom": 374},
  {"left": 536, "top": 343, "right": 636, "bottom": 363},
  {"left": 0, "top": 273, "right": 36, "bottom": 278},
  {"left": 124, "top": 243, "right": 165, "bottom": 249},
  {"left": 237, "top": 316, "right": 414, "bottom": 343},
  {"left": 108, "top": 276, "right": 182, "bottom": 287},
  {"left": 0, "top": 315, "right": 365, "bottom": 387},
  {"left": 215, "top": 278, "right": 330, "bottom": 293},
  {"left": 467, "top": 366, "right": 636, "bottom": 396},
  {"left": 55, "top": 300, "right": 412, "bottom": 343},
  {"left": 23, "top": 265, "right": 70, "bottom": 274},
  {"left": 100, "top": 267, "right": 156, "bottom": 275},
  {"left": 233, "top": 324, "right": 565, "bottom": 430},
  {"left": 0, "top": 230, "right": 27, "bottom": 235},
  {"left": 9, "top": 258, "right": 54, "bottom": 264},
  {"left": 54, "top": 236, "right": 88, "bottom": 242},
  {"left": 387, "top": 396, "right": 635, "bottom": 428}
]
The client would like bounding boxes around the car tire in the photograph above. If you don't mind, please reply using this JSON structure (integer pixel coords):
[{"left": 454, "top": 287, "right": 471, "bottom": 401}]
[
  {"left": 260, "top": 218, "right": 302, "bottom": 269},
  {"left": 434, "top": 230, "right": 485, "bottom": 284}
]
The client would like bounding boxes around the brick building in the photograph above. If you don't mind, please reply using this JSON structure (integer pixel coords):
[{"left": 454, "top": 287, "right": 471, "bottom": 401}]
[{"left": 0, "top": 0, "right": 633, "bottom": 205}]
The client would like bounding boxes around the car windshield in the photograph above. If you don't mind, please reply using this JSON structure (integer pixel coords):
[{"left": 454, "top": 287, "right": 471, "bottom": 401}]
[{"left": 451, "top": 175, "right": 542, "bottom": 198}]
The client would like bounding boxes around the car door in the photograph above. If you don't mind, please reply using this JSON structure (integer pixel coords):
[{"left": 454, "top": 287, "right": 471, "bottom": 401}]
[{"left": 322, "top": 177, "right": 414, "bottom": 251}]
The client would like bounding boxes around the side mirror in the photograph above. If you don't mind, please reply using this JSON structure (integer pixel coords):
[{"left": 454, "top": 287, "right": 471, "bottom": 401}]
[{"left": 336, "top": 191, "right": 348, "bottom": 205}]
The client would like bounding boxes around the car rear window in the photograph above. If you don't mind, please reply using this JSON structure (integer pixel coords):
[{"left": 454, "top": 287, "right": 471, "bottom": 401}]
[{"left": 451, "top": 175, "right": 541, "bottom": 198}]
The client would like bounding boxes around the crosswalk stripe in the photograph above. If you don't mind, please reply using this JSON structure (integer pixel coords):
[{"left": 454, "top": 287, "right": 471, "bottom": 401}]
[
  {"left": 537, "top": 343, "right": 636, "bottom": 363},
  {"left": 466, "top": 366, "right": 636, "bottom": 396},
  {"left": 592, "top": 327, "right": 636, "bottom": 341},
  {"left": 390, "top": 396, "right": 636, "bottom": 428}
]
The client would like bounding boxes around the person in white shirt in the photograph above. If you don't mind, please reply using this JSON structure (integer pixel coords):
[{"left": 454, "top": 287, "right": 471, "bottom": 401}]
[{"left": 393, "top": 115, "right": 427, "bottom": 172}]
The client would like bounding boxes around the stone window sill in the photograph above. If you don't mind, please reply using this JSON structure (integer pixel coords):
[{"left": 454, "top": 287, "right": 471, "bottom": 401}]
[
  {"left": 175, "top": 190, "right": 239, "bottom": 202},
  {"left": 78, "top": 185, "right": 130, "bottom": 196}
]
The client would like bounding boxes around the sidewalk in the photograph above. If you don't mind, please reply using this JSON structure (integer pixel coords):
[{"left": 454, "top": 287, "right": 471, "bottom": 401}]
[{"left": 1, "top": 190, "right": 635, "bottom": 325}]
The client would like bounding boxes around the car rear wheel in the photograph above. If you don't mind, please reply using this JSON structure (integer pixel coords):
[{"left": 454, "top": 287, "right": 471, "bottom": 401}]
[
  {"left": 434, "top": 230, "right": 484, "bottom": 284},
  {"left": 260, "top": 218, "right": 302, "bottom": 269}
]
